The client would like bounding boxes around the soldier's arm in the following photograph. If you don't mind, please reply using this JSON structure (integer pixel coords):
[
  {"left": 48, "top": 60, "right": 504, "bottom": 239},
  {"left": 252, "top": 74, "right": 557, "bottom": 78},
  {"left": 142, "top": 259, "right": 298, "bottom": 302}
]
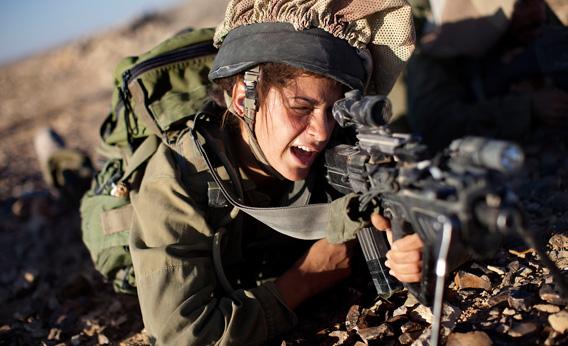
[{"left": 129, "top": 145, "right": 296, "bottom": 345}]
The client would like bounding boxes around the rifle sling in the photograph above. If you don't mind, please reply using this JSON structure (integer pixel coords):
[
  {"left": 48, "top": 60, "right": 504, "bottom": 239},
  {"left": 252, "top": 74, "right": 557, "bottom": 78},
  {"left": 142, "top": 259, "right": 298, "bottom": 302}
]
[{"left": 191, "top": 115, "right": 330, "bottom": 240}]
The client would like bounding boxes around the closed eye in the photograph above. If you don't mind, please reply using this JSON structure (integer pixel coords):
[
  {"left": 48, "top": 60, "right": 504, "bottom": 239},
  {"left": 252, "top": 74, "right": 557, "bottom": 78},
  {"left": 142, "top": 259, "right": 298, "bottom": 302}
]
[{"left": 290, "top": 106, "right": 313, "bottom": 116}]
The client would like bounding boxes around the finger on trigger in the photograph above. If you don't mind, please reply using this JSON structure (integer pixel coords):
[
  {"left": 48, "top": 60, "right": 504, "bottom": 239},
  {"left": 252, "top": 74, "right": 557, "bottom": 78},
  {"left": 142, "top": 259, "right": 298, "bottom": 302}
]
[{"left": 371, "top": 213, "right": 390, "bottom": 231}]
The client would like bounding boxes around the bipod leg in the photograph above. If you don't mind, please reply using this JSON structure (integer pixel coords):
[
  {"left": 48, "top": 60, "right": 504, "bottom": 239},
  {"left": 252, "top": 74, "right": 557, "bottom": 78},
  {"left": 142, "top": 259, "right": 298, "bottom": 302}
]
[{"left": 430, "top": 216, "right": 454, "bottom": 346}]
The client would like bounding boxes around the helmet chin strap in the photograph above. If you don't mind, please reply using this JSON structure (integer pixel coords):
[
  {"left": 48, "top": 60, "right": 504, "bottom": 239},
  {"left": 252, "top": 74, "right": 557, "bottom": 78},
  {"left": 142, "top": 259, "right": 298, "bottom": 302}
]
[{"left": 239, "top": 66, "right": 286, "bottom": 180}]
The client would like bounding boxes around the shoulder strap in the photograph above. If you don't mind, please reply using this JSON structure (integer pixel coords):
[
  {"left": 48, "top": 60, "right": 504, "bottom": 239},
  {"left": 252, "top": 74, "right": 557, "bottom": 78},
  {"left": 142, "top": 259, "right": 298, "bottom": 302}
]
[
  {"left": 120, "top": 134, "right": 160, "bottom": 182},
  {"left": 190, "top": 113, "right": 329, "bottom": 240}
]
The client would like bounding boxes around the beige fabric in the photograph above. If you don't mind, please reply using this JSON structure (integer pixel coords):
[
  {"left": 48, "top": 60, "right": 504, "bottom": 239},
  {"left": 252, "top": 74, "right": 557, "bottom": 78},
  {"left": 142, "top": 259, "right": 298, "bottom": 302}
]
[
  {"left": 214, "top": 0, "right": 415, "bottom": 94},
  {"left": 422, "top": 0, "right": 516, "bottom": 57},
  {"left": 547, "top": 0, "right": 568, "bottom": 25},
  {"left": 101, "top": 204, "right": 134, "bottom": 235}
]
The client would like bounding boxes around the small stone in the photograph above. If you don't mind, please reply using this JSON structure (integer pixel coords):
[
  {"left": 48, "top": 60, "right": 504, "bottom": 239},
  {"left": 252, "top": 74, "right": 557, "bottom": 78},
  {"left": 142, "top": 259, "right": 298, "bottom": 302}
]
[
  {"left": 0, "top": 325, "right": 11, "bottom": 333},
  {"left": 518, "top": 267, "right": 533, "bottom": 278},
  {"left": 555, "top": 257, "right": 568, "bottom": 270},
  {"left": 446, "top": 331, "right": 492, "bottom": 346},
  {"left": 345, "top": 305, "right": 360, "bottom": 331},
  {"left": 83, "top": 322, "right": 99, "bottom": 337},
  {"left": 369, "top": 299, "right": 386, "bottom": 314},
  {"left": 98, "top": 334, "right": 110, "bottom": 345},
  {"left": 488, "top": 291, "right": 509, "bottom": 307},
  {"left": 487, "top": 265, "right": 505, "bottom": 275},
  {"left": 410, "top": 326, "right": 451, "bottom": 346},
  {"left": 410, "top": 305, "right": 432, "bottom": 323},
  {"left": 401, "top": 321, "right": 423, "bottom": 333},
  {"left": 508, "top": 289, "right": 535, "bottom": 312},
  {"left": 508, "top": 261, "right": 521, "bottom": 272},
  {"left": 534, "top": 304, "right": 561, "bottom": 313},
  {"left": 404, "top": 294, "right": 420, "bottom": 308},
  {"left": 539, "top": 285, "right": 568, "bottom": 305},
  {"left": 548, "top": 311, "right": 568, "bottom": 333},
  {"left": 329, "top": 330, "right": 349, "bottom": 344},
  {"left": 545, "top": 330, "right": 561, "bottom": 346},
  {"left": 71, "top": 334, "right": 82, "bottom": 346},
  {"left": 488, "top": 309, "right": 500, "bottom": 320},
  {"left": 454, "top": 271, "right": 491, "bottom": 291},
  {"left": 503, "top": 308, "right": 516, "bottom": 316},
  {"left": 501, "top": 272, "right": 513, "bottom": 286},
  {"left": 399, "top": 331, "right": 422, "bottom": 345},
  {"left": 549, "top": 234, "right": 568, "bottom": 251},
  {"left": 47, "top": 328, "right": 61, "bottom": 341},
  {"left": 393, "top": 305, "right": 408, "bottom": 317},
  {"left": 509, "top": 248, "right": 535, "bottom": 259},
  {"left": 357, "top": 324, "right": 393, "bottom": 341},
  {"left": 513, "top": 276, "right": 526, "bottom": 287},
  {"left": 508, "top": 322, "right": 538, "bottom": 337},
  {"left": 513, "top": 314, "right": 523, "bottom": 320},
  {"left": 386, "top": 314, "right": 407, "bottom": 324},
  {"left": 410, "top": 304, "right": 461, "bottom": 330},
  {"left": 496, "top": 324, "right": 510, "bottom": 334}
]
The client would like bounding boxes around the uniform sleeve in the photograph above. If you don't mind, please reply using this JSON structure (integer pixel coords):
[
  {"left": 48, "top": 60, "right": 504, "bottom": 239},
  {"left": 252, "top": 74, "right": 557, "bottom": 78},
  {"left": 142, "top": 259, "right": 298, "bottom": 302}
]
[
  {"left": 406, "top": 52, "right": 533, "bottom": 150},
  {"left": 129, "top": 145, "right": 297, "bottom": 345}
]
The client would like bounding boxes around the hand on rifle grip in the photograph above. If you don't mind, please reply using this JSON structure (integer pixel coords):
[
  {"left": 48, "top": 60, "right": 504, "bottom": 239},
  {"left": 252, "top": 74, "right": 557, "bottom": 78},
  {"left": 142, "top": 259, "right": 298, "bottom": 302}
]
[{"left": 371, "top": 212, "right": 424, "bottom": 283}]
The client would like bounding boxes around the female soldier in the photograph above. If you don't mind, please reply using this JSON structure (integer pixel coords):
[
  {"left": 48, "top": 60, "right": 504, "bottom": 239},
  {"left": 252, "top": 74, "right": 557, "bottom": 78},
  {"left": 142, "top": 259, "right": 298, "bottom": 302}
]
[{"left": 128, "top": 0, "right": 423, "bottom": 344}]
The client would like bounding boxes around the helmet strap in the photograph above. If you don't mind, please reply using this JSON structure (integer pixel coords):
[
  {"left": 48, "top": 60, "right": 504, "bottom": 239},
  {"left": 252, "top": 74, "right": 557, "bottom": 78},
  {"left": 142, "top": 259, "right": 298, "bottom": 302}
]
[
  {"left": 240, "top": 66, "right": 285, "bottom": 180},
  {"left": 243, "top": 65, "right": 260, "bottom": 126}
]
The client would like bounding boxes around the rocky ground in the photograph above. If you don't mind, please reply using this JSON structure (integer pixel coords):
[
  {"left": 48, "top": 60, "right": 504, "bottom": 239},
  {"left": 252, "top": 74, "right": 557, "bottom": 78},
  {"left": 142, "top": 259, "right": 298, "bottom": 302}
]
[{"left": 1, "top": 1, "right": 568, "bottom": 345}]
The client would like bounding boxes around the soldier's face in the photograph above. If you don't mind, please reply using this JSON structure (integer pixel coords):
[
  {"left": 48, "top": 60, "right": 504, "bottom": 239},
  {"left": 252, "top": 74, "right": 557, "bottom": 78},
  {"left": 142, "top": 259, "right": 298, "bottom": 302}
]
[{"left": 254, "top": 74, "right": 342, "bottom": 181}]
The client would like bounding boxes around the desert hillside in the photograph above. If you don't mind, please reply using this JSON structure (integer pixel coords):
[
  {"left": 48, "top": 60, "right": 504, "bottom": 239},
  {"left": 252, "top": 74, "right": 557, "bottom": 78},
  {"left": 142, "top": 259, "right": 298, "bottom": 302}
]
[{"left": 0, "top": 0, "right": 228, "bottom": 200}]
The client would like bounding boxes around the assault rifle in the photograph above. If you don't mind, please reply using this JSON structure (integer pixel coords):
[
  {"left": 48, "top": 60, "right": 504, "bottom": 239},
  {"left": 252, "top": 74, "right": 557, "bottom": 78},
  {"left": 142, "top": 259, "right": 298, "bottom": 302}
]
[{"left": 325, "top": 90, "right": 568, "bottom": 344}]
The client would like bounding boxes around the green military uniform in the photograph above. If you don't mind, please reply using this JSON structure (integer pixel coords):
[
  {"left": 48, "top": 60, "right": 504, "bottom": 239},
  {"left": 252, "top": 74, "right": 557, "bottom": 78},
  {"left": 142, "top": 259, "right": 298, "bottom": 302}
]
[
  {"left": 129, "top": 115, "right": 321, "bottom": 344},
  {"left": 405, "top": 50, "right": 534, "bottom": 151}
]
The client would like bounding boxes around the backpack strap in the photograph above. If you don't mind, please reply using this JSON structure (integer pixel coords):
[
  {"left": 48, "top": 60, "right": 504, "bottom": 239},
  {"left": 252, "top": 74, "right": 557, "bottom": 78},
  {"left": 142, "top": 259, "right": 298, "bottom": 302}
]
[
  {"left": 128, "top": 80, "right": 164, "bottom": 136},
  {"left": 120, "top": 134, "right": 160, "bottom": 182},
  {"left": 190, "top": 113, "right": 330, "bottom": 240}
]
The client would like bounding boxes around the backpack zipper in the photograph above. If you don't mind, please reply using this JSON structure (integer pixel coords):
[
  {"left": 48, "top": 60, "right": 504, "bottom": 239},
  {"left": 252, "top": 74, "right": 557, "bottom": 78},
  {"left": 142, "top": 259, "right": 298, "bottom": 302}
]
[
  {"left": 120, "top": 40, "right": 217, "bottom": 100},
  {"left": 114, "top": 40, "right": 217, "bottom": 117}
]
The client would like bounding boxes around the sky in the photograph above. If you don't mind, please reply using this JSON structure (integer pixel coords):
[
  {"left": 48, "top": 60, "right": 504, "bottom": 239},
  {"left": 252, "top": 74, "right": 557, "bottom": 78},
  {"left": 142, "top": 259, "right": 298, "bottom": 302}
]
[{"left": 0, "top": 0, "right": 184, "bottom": 65}]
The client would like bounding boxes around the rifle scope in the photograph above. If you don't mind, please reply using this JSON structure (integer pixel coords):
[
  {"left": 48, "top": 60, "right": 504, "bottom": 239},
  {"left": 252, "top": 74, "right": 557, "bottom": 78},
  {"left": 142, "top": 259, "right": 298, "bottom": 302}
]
[{"left": 332, "top": 90, "right": 392, "bottom": 129}]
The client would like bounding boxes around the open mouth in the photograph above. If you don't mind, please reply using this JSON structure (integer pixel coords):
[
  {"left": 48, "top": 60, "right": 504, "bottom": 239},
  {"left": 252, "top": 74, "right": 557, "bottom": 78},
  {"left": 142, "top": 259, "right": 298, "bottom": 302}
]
[{"left": 291, "top": 145, "right": 317, "bottom": 166}]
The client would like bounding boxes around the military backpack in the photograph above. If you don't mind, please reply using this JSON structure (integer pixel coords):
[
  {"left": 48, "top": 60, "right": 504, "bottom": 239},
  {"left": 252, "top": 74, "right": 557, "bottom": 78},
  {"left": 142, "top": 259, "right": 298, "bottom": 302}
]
[{"left": 80, "top": 27, "right": 217, "bottom": 294}]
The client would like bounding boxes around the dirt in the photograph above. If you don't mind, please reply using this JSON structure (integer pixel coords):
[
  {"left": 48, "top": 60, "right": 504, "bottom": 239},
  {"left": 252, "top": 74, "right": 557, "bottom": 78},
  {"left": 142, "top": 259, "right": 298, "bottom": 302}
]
[{"left": 1, "top": 1, "right": 567, "bottom": 345}]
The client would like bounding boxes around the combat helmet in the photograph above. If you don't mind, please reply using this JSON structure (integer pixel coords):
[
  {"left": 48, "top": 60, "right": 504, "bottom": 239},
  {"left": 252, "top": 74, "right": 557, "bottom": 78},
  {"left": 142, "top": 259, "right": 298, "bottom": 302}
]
[{"left": 208, "top": 0, "right": 416, "bottom": 177}]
